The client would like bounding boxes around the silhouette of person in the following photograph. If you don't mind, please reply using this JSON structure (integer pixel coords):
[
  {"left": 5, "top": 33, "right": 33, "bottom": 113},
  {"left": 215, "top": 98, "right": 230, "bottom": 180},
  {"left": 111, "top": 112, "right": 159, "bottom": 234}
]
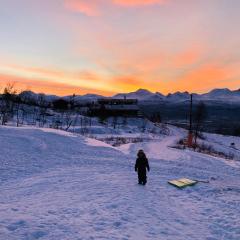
[{"left": 135, "top": 150, "right": 150, "bottom": 185}]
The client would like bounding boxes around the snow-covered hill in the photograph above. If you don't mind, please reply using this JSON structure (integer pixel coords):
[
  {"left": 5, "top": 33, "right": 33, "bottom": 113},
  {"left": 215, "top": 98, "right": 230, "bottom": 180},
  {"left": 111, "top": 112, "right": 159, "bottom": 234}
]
[
  {"left": 114, "top": 89, "right": 155, "bottom": 101},
  {"left": 0, "top": 126, "right": 239, "bottom": 239},
  {"left": 19, "top": 91, "right": 59, "bottom": 103}
]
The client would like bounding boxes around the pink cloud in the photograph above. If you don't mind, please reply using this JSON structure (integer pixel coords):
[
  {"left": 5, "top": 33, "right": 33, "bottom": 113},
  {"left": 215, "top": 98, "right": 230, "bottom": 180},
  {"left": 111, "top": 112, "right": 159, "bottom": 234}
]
[
  {"left": 64, "top": 0, "right": 168, "bottom": 16},
  {"left": 113, "top": 0, "right": 167, "bottom": 7},
  {"left": 64, "top": 0, "right": 101, "bottom": 16}
]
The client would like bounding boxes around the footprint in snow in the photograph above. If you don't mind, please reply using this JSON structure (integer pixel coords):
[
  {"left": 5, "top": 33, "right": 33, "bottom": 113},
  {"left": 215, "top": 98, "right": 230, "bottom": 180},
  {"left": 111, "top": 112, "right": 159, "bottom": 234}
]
[
  {"left": 30, "top": 230, "right": 47, "bottom": 239},
  {"left": 6, "top": 220, "right": 27, "bottom": 231}
]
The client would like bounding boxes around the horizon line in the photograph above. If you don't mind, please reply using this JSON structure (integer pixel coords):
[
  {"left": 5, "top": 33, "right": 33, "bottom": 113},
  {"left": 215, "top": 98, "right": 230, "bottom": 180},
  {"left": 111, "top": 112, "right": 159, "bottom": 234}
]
[{"left": 1, "top": 85, "right": 239, "bottom": 98}]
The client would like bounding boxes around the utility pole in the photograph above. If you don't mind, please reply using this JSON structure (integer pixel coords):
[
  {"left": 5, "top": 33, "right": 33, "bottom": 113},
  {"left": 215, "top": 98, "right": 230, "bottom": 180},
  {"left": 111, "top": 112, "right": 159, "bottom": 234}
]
[{"left": 188, "top": 94, "right": 193, "bottom": 147}]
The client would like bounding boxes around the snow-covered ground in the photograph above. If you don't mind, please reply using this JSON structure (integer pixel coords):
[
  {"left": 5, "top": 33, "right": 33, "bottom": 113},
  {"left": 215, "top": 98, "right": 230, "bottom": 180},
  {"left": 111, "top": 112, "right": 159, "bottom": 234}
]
[{"left": 0, "top": 126, "right": 240, "bottom": 240}]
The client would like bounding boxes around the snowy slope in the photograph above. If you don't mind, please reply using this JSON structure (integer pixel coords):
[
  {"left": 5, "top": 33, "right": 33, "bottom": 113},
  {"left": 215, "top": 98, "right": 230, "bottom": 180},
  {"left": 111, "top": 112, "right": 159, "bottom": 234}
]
[{"left": 0, "top": 126, "right": 240, "bottom": 240}]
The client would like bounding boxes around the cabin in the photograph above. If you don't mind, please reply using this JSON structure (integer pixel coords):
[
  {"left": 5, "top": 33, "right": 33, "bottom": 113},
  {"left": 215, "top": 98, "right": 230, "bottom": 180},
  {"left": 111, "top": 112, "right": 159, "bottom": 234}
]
[{"left": 89, "top": 98, "right": 142, "bottom": 118}]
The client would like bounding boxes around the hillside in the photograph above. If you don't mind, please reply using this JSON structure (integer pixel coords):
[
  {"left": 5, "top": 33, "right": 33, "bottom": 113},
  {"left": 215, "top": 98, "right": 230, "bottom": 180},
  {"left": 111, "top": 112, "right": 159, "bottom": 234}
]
[{"left": 0, "top": 126, "right": 239, "bottom": 239}]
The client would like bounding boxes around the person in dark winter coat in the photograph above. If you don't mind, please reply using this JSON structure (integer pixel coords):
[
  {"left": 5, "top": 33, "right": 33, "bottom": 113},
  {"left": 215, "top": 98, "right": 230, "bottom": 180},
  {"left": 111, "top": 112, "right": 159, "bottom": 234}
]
[{"left": 135, "top": 150, "right": 150, "bottom": 185}]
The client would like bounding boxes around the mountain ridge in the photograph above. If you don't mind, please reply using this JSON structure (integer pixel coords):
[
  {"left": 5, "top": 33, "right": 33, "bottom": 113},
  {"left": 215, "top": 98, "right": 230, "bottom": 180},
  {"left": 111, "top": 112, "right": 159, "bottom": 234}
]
[{"left": 16, "top": 88, "right": 240, "bottom": 104}]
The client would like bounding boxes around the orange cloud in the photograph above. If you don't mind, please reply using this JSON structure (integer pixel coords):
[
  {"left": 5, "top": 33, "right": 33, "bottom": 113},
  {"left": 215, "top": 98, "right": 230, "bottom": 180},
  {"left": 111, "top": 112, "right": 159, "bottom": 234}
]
[
  {"left": 164, "top": 63, "right": 239, "bottom": 93},
  {"left": 113, "top": 62, "right": 240, "bottom": 93},
  {"left": 0, "top": 62, "right": 119, "bottom": 93},
  {"left": 171, "top": 45, "right": 203, "bottom": 68},
  {"left": 2, "top": 63, "right": 66, "bottom": 79},
  {"left": 111, "top": 75, "right": 146, "bottom": 92},
  {"left": 0, "top": 73, "right": 114, "bottom": 96},
  {"left": 0, "top": 62, "right": 239, "bottom": 97},
  {"left": 2, "top": 62, "right": 99, "bottom": 80}
]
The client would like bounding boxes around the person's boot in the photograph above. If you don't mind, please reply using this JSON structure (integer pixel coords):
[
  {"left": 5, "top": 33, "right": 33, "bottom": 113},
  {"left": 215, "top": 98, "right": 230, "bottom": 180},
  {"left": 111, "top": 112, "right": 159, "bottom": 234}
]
[{"left": 142, "top": 179, "right": 147, "bottom": 185}]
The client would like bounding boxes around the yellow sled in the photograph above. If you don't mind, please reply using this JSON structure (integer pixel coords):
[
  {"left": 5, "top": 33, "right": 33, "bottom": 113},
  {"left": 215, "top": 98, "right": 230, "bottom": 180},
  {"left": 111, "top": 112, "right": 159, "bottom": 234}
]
[{"left": 168, "top": 178, "right": 198, "bottom": 188}]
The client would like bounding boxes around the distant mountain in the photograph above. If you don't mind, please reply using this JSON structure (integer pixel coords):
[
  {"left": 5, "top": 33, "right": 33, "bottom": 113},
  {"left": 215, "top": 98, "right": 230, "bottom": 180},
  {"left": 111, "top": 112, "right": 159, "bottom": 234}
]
[
  {"left": 82, "top": 94, "right": 105, "bottom": 99},
  {"left": 114, "top": 88, "right": 240, "bottom": 104},
  {"left": 166, "top": 91, "right": 190, "bottom": 102},
  {"left": 114, "top": 89, "right": 154, "bottom": 100},
  {"left": 19, "top": 91, "right": 38, "bottom": 101},
  {"left": 63, "top": 94, "right": 105, "bottom": 103},
  {"left": 145, "top": 92, "right": 165, "bottom": 101},
  {"left": 18, "top": 91, "right": 106, "bottom": 103},
  {"left": 17, "top": 88, "right": 240, "bottom": 105},
  {"left": 19, "top": 91, "right": 59, "bottom": 102},
  {"left": 201, "top": 88, "right": 240, "bottom": 101}
]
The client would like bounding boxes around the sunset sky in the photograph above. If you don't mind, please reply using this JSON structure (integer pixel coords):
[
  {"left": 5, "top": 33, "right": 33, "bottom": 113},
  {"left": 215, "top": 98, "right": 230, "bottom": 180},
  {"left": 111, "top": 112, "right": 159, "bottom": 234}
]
[{"left": 0, "top": 0, "right": 239, "bottom": 96}]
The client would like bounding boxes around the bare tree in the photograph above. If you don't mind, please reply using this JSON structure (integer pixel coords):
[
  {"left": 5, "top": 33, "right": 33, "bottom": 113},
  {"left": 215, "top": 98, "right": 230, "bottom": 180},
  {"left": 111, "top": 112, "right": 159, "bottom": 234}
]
[
  {"left": 112, "top": 116, "right": 118, "bottom": 129},
  {"left": 69, "top": 94, "right": 76, "bottom": 110},
  {"left": 14, "top": 95, "right": 22, "bottom": 127},
  {"left": 64, "top": 110, "right": 73, "bottom": 131},
  {"left": 150, "top": 113, "right": 162, "bottom": 125},
  {"left": 37, "top": 94, "right": 48, "bottom": 127},
  {"left": 0, "top": 83, "right": 17, "bottom": 125},
  {"left": 80, "top": 116, "right": 89, "bottom": 135}
]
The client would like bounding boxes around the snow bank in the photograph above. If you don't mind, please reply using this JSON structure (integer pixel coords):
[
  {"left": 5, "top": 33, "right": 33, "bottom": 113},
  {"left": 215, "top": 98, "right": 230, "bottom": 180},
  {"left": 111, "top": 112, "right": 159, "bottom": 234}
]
[{"left": 85, "top": 137, "right": 116, "bottom": 149}]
